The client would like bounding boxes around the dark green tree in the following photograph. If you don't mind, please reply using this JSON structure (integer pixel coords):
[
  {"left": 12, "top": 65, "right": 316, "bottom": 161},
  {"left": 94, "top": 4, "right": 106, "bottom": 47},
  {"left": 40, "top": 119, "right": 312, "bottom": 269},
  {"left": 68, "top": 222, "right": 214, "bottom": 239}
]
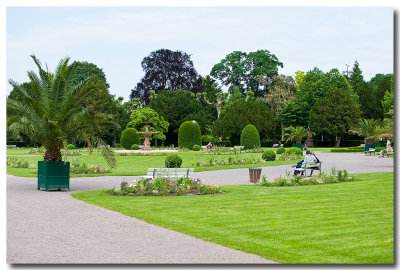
[
  {"left": 276, "top": 101, "right": 311, "bottom": 129},
  {"left": 309, "top": 88, "right": 361, "bottom": 147},
  {"left": 70, "top": 61, "right": 109, "bottom": 88},
  {"left": 357, "top": 81, "right": 383, "bottom": 119},
  {"left": 149, "top": 90, "right": 217, "bottom": 144},
  {"left": 347, "top": 61, "right": 383, "bottom": 120},
  {"left": 210, "top": 50, "right": 283, "bottom": 97},
  {"left": 213, "top": 99, "right": 276, "bottom": 145}
]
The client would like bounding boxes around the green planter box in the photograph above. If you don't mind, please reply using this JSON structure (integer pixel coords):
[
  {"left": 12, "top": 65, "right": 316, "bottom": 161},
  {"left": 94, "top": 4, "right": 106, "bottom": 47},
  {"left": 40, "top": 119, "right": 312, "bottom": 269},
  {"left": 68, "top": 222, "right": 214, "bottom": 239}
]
[
  {"left": 294, "top": 143, "right": 303, "bottom": 151},
  {"left": 38, "top": 161, "right": 70, "bottom": 192}
]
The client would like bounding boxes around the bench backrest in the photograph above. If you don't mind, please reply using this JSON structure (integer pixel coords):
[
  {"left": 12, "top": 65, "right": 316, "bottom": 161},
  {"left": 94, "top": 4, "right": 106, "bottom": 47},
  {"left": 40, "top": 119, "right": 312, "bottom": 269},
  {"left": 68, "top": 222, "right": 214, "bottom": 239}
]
[
  {"left": 147, "top": 168, "right": 194, "bottom": 179},
  {"left": 303, "top": 162, "right": 321, "bottom": 169}
]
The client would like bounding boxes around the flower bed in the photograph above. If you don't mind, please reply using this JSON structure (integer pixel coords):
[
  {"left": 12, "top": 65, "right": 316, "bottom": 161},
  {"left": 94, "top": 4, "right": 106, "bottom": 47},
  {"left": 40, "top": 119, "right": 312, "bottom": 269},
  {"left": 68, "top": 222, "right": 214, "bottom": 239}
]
[
  {"left": 202, "top": 148, "right": 264, "bottom": 155},
  {"left": 7, "top": 157, "right": 30, "bottom": 168},
  {"left": 258, "top": 168, "right": 354, "bottom": 187},
  {"left": 110, "top": 177, "right": 222, "bottom": 196},
  {"left": 70, "top": 161, "right": 110, "bottom": 174},
  {"left": 194, "top": 154, "right": 300, "bottom": 167}
]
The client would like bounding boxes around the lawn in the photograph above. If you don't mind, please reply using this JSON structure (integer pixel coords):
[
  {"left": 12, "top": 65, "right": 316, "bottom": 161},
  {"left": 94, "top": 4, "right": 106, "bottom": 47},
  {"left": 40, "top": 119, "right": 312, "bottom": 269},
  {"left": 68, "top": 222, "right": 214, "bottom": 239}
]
[
  {"left": 71, "top": 172, "right": 393, "bottom": 264},
  {"left": 6, "top": 147, "right": 301, "bottom": 177}
]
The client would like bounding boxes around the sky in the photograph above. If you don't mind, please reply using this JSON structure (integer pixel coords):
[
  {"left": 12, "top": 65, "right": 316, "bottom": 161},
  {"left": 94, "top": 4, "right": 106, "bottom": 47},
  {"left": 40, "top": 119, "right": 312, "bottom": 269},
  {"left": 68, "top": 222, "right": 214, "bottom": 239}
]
[{"left": 6, "top": 6, "right": 393, "bottom": 101}]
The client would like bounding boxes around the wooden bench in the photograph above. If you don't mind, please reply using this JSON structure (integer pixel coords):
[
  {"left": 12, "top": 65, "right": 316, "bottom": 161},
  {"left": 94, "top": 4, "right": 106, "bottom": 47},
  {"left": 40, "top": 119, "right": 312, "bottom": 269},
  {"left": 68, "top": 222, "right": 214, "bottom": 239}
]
[
  {"left": 144, "top": 168, "right": 194, "bottom": 179},
  {"left": 234, "top": 145, "right": 244, "bottom": 150},
  {"left": 294, "top": 162, "right": 322, "bottom": 177},
  {"left": 365, "top": 148, "right": 375, "bottom": 156}
]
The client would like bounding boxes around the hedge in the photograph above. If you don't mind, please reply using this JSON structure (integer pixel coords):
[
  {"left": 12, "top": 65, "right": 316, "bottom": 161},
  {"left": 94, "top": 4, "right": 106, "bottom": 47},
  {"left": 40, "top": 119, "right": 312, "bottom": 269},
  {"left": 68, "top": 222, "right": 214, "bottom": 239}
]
[
  {"left": 262, "top": 150, "right": 276, "bottom": 161},
  {"left": 165, "top": 154, "right": 183, "bottom": 168},
  {"left": 240, "top": 124, "right": 261, "bottom": 149},
  {"left": 178, "top": 121, "right": 202, "bottom": 150},
  {"left": 120, "top": 128, "right": 140, "bottom": 150}
]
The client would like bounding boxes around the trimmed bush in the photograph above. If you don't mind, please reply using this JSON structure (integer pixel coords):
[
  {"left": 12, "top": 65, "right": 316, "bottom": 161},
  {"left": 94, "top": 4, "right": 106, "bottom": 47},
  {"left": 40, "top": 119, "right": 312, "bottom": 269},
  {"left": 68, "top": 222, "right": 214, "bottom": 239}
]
[
  {"left": 165, "top": 154, "right": 183, "bottom": 168},
  {"left": 286, "top": 147, "right": 303, "bottom": 155},
  {"left": 262, "top": 150, "right": 276, "bottom": 161},
  {"left": 120, "top": 128, "right": 140, "bottom": 150},
  {"left": 178, "top": 121, "right": 202, "bottom": 150},
  {"left": 67, "top": 144, "right": 75, "bottom": 150},
  {"left": 240, "top": 124, "right": 261, "bottom": 149},
  {"left": 276, "top": 147, "right": 285, "bottom": 154},
  {"left": 131, "top": 144, "right": 139, "bottom": 150},
  {"left": 193, "top": 144, "right": 201, "bottom": 151}
]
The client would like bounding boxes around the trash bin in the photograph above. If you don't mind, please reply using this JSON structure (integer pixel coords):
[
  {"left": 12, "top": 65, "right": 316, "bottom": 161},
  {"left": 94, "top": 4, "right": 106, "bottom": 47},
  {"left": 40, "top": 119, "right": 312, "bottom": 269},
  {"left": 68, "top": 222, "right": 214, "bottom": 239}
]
[{"left": 249, "top": 168, "right": 262, "bottom": 183}]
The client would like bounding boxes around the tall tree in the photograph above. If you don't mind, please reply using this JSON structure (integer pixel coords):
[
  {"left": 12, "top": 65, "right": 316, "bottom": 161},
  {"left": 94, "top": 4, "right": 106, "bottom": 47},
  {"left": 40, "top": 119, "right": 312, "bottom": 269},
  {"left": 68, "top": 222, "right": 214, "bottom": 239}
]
[
  {"left": 210, "top": 50, "right": 283, "bottom": 97},
  {"left": 130, "top": 49, "right": 203, "bottom": 104},
  {"left": 348, "top": 61, "right": 383, "bottom": 120},
  {"left": 309, "top": 88, "right": 361, "bottom": 147}
]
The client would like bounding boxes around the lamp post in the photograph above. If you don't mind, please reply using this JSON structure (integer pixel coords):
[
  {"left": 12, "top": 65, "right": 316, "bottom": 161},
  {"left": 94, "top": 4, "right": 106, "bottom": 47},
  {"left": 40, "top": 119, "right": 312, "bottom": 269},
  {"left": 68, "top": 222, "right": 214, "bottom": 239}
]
[{"left": 192, "top": 120, "right": 196, "bottom": 147}]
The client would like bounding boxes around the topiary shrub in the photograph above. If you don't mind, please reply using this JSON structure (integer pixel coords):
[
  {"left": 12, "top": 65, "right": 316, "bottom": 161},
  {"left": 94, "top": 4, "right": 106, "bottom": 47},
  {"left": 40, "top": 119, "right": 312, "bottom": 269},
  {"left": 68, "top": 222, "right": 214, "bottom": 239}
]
[
  {"left": 192, "top": 144, "right": 201, "bottom": 151},
  {"left": 262, "top": 150, "right": 276, "bottom": 161},
  {"left": 165, "top": 154, "right": 183, "bottom": 168},
  {"left": 240, "top": 124, "right": 260, "bottom": 149},
  {"left": 120, "top": 128, "right": 140, "bottom": 150},
  {"left": 286, "top": 147, "right": 303, "bottom": 155},
  {"left": 131, "top": 144, "right": 139, "bottom": 150},
  {"left": 178, "top": 121, "right": 202, "bottom": 150},
  {"left": 67, "top": 144, "right": 75, "bottom": 150},
  {"left": 276, "top": 147, "right": 285, "bottom": 154}
]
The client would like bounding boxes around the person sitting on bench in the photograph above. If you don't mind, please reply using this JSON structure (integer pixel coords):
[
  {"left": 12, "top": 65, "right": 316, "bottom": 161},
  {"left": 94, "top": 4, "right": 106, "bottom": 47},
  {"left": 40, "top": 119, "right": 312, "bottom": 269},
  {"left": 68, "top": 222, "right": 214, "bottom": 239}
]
[
  {"left": 292, "top": 150, "right": 318, "bottom": 176},
  {"left": 379, "top": 140, "right": 392, "bottom": 157}
]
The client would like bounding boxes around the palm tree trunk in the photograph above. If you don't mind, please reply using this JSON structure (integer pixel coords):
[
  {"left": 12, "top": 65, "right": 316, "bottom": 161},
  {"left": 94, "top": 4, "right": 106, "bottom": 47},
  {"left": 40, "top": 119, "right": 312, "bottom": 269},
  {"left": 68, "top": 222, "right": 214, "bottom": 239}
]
[{"left": 44, "top": 150, "right": 62, "bottom": 161}]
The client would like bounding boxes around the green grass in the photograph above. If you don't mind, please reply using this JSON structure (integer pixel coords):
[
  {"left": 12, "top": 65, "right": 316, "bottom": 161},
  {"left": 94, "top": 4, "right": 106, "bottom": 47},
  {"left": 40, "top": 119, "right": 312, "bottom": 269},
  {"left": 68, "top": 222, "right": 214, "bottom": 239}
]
[
  {"left": 71, "top": 172, "right": 393, "bottom": 264},
  {"left": 6, "top": 148, "right": 301, "bottom": 177}
]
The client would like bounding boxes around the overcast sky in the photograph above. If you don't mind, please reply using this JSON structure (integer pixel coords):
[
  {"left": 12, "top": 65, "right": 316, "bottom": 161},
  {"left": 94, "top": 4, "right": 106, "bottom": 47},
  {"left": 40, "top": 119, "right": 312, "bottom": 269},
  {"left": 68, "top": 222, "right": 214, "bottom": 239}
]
[{"left": 6, "top": 6, "right": 393, "bottom": 101}]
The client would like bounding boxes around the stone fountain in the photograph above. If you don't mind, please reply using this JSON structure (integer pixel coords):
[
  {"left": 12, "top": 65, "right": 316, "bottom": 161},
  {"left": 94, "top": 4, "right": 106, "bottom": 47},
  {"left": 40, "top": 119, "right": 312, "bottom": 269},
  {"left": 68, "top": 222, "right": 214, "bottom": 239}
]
[{"left": 136, "top": 121, "right": 158, "bottom": 151}]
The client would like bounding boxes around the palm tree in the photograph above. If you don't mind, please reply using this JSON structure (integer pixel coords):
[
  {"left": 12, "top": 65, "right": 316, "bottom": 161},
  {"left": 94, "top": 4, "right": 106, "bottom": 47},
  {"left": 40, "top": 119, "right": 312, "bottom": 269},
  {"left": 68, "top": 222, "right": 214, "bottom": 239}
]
[
  {"left": 348, "top": 119, "right": 379, "bottom": 145},
  {"left": 283, "top": 126, "right": 309, "bottom": 144},
  {"left": 7, "top": 55, "right": 116, "bottom": 168}
]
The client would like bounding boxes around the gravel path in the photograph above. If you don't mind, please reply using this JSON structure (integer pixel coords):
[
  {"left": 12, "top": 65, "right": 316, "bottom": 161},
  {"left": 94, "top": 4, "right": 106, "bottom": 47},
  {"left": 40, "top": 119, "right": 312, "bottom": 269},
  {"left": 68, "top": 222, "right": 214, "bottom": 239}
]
[{"left": 7, "top": 152, "right": 393, "bottom": 264}]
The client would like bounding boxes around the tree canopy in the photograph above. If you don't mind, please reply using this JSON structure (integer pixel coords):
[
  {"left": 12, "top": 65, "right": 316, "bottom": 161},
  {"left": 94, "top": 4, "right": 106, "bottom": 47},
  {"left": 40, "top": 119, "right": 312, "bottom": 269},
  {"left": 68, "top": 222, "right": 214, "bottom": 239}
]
[
  {"left": 127, "top": 107, "right": 169, "bottom": 141},
  {"left": 130, "top": 49, "right": 203, "bottom": 104},
  {"left": 296, "top": 67, "right": 353, "bottom": 107},
  {"left": 210, "top": 50, "right": 283, "bottom": 97}
]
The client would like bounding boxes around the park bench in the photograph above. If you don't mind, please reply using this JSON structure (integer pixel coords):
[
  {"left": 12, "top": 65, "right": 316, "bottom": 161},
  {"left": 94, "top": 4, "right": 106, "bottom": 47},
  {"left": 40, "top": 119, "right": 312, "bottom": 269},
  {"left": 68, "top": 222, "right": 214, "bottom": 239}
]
[
  {"left": 144, "top": 168, "right": 194, "bottom": 179},
  {"left": 379, "top": 150, "right": 394, "bottom": 158},
  {"left": 234, "top": 145, "right": 244, "bottom": 150},
  {"left": 365, "top": 148, "right": 375, "bottom": 156},
  {"left": 272, "top": 143, "right": 284, "bottom": 148},
  {"left": 7, "top": 145, "right": 16, "bottom": 148},
  {"left": 294, "top": 162, "right": 322, "bottom": 177}
]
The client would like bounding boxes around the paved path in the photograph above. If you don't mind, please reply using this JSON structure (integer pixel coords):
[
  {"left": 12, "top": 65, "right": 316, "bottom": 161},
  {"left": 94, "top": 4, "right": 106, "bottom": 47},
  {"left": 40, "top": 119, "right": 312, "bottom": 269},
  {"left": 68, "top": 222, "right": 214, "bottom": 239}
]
[{"left": 7, "top": 152, "right": 393, "bottom": 264}]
